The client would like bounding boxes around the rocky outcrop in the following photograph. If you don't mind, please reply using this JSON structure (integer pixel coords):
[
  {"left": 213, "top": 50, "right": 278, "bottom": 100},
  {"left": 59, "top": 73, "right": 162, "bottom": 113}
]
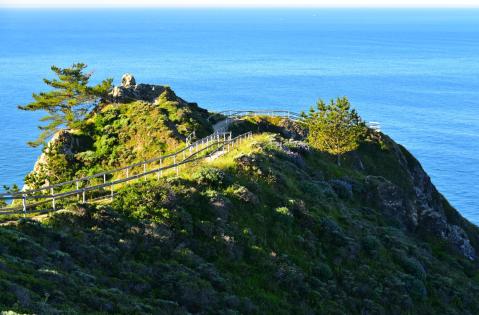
[
  {"left": 121, "top": 73, "right": 136, "bottom": 87},
  {"left": 364, "top": 137, "right": 478, "bottom": 260},
  {"left": 23, "top": 130, "right": 83, "bottom": 190},
  {"left": 277, "top": 119, "right": 307, "bottom": 140},
  {"left": 109, "top": 74, "right": 169, "bottom": 103}
]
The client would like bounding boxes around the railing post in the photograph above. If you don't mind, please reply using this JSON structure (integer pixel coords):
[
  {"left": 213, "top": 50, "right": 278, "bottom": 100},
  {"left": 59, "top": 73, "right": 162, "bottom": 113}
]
[
  {"left": 174, "top": 155, "right": 178, "bottom": 176},
  {"left": 103, "top": 173, "right": 106, "bottom": 184},
  {"left": 76, "top": 181, "right": 80, "bottom": 200},
  {"left": 143, "top": 163, "right": 147, "bottom": 181},
  {"left": 22, "top": 194, "right": 27, "bottom": 218},
  {"left": 160, "top": 158, "right": 163, "bottom": 177},
  {"left": 126, "top": 168, "right": 129, "bottom": 178},
  {"left": 82, "top": 189, "right": 86, "bottom": 203},
  {"left": 111, "top": 185, "right": 114, "bottom": 201},
  {"left": 51, "top": 187, "right": 56, "bottom": 211}
]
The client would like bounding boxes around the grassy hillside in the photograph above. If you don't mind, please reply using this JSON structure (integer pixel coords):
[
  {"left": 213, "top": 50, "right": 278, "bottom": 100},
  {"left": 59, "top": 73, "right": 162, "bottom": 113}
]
[
  {"left": 1, "top": 130, "right": 479, "bottom": 314},
  {"left": 24, "top": 87, "right": 212, "bottom": 189}
]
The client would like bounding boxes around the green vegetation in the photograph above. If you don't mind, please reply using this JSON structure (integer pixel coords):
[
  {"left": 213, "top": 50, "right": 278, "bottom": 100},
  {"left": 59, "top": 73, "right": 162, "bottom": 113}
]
[
  {"left": 3, "top": 79, "right": 479, "bottom": 314},
  {"left": 1, "top": 133, "right": 478, "bottom": 314},
  {"left": 24, "top": 89, "right": 212, "bottom": 190},
  {"left": 18, "top": 63, "right": 112, "bottom": 148},
  {"left": 302, "top": 97, "right": 366, "bottom": 165}
]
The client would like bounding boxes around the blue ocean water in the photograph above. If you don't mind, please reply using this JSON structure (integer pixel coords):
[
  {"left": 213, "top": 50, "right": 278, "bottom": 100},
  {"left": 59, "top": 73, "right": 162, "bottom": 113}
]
[{"left": 0, "top": 9, "right": 478, "bottom": 223}]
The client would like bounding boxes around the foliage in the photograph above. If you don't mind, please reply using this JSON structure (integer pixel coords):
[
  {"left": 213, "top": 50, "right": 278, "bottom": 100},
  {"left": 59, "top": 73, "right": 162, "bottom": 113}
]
[
  {"left": 23, "top": 90, "right": 213, "bottom": 188},
  {"left": 192, "top": 167, "right": 229, "bottom": 188},
  {"left": 1, "top": 132, "right": 479, "bottom": 314},
  {"left": 6, "top": 86, "right": 479, "bottom": 314},
  {"left": 2, "top": 185, "right": 19, "bottom": 194},
  {"left": 301, "top": 97, "right": 366, "bottom": 165},
  {"left": 0, "top": 185, "right": 19, "bottom": 207},
  {"left": 18, "top": 63, "right": 112, "bottom": 147}
]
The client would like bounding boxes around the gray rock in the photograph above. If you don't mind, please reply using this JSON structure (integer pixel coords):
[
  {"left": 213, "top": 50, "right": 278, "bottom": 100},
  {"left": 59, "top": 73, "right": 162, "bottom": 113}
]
[
  {"left": 109, "top": 73, "right": 174, "bottom": 103},
  {"left": 23, "top": 130, "right": 83, "bottom": 190},
  {"left": 365, "top": 175, "right": 417, "bottom": 229},
  {"left": 364, "top": 159, "right": 478, "bottom": 261},
  {"left": 445, "top": 224, "right": 476, "bottom": 261},
  {"left": 231, "top": 185, "right": 259, "bottom": 205},
  {"left": 277, "top": 118, "right": 307, "bottom": 140},
  {"left": 121, "top": 73, "right": 136, "bottom": 87},
  {"left": 209, "top": 196, "right": 231, "bottom": 221}
]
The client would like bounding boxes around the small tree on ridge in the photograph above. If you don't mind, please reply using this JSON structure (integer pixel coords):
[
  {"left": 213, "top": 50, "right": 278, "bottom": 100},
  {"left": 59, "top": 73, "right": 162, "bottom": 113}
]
[
  {"left": 18, "top": 63, "right": 112, "bottom": 148},
  {"left": 302, "top": 97, "right": 366, "bottom": 166}
]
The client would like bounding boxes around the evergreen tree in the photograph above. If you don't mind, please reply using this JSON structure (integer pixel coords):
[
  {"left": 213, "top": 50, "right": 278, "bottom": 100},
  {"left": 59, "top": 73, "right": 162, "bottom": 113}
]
[
  {"left": 302, "top": 97, "right": 366, "bottom": 165},
  {"left": 19, "top": 63, "right": 112, "bottom": 147}
]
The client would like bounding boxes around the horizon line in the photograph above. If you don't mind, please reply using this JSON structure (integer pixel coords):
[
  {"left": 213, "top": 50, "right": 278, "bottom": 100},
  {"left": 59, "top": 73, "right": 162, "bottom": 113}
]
[{"left": 2, "top": 5, "right": 479, "bottom": 9}]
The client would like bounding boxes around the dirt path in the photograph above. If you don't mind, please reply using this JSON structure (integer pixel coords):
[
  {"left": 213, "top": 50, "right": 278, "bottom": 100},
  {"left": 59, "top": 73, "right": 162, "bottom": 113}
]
[{"left": 213, "top": 118, "right": 234, "bottom": 133}]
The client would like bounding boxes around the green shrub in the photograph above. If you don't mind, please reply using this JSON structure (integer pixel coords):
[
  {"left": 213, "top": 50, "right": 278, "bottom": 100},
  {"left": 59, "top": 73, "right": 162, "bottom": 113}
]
[
  {"left": 313, "top": 262, "right": 334, "bottom": 281},
  {"left": 361, "top": 235, "right": 381, "bottom": 256},
  {"left": 192, "top": 167, "right": 228, "bottom": 188},
  {"left": 275, "top": 207, "right": 292, "bottom": 217}
]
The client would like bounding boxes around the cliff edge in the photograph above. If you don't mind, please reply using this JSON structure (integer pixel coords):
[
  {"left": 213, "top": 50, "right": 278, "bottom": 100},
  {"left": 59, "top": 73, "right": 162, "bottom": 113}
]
[{"left": 3, "top": 78, "right": 478, "bottom": 315}]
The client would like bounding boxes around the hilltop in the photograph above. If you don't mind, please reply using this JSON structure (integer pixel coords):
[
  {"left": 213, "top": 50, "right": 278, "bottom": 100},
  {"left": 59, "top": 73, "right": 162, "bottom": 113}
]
[
  {"left": 24, "top": 74, "right": 213, "bottom": 190},
  {"left": 0, "top": 76, "right": 478, "bottom": 314}
]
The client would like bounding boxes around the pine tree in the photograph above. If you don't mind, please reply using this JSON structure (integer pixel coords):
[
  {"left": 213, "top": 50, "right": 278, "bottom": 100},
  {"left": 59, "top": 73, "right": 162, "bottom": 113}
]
[
  {"left": 18, "top": 63, "right": 112, "bottom": 147},
  {"left": 302, "top": 97, "right": 366, "bottom": 166}
]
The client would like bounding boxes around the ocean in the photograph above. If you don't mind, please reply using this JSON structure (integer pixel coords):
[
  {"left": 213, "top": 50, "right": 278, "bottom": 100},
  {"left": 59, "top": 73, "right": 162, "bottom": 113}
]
[{"left": 0, "top": 9, "right": 478, "bottom": 223}]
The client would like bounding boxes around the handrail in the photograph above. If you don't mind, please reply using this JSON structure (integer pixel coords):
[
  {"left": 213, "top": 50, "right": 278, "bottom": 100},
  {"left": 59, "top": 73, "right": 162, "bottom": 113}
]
[
  {"left": 0, "top": 131, "right": 253, "bottom": 215},
  {"left": 1, "top": 109, "right": 379, "bottom": 199},
  {"left": 0, "top": 131, "right": 231, "bottom": 198},
  {"left": 217, "top": 110, "right": 302, "bottom": 120},
  {"left": 1, "top": 110, "right": 299, "bottom": 197},
  {"left": 216, "top": 109, "right": 380, "bottom": 131},
  {"left": 0, "top": 108, "right": 379, "bottom": 216}
]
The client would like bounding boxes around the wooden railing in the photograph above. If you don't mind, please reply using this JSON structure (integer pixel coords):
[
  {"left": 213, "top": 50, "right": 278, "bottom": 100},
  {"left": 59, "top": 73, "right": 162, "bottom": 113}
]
[
  {"left": 0, "top": 131, "right": 252, "bottom": 216},
  {"left": 0, "top": 109, "right": 381, "bottom": 217},
  {"left": 212, "top": 110, "right": 380, "bottom": 132},
  {"left": 215, "top": 110, "right": 302, "bottom": 121}
]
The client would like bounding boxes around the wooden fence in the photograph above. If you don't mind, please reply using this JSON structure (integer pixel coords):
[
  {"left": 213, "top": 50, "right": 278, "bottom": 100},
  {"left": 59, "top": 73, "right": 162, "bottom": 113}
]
[
  {"left": 0, "top": 131, "right": 252, "bottom": 216},
  {"left": 0, "top": 109, "right": 380, "bottom": 217}
]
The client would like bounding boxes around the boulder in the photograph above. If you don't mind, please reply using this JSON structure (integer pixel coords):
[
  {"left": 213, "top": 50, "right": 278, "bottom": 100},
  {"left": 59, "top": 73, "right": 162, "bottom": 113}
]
[
  {"left": 121, "top": 73, "right": 136, "bottom": 87},
  {"left": 23, "top": 130, "right": 83, "bottom": 190},
  {"left": 109, "top": 73, "right": 170, "bottom": 103},
  {"left": 278, "top": 118, "right": 307, "bottom": 140}
]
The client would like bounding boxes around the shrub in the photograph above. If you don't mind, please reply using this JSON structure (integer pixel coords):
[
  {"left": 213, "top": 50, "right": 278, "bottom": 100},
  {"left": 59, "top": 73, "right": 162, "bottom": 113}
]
[
  {"left": 275, "top": 207, "right": 292, "bottom": 217},
  {"left": 112, "top": 182, "right": 175, "bottom": 222},
  {"left": 399, "top": 256, "right": 427, "bottom": 280},
  {"left": 361, "top": 235, "right": 381, "bottom": 256},
  {"left": 226, "top": 185, "right": 259, "bottom": 205},
  {"left": 192, "top": 167, "right": 228, "bottom": 188},
  {"left": 313, "top": 262, "right": 334, "bottom": 281}
]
